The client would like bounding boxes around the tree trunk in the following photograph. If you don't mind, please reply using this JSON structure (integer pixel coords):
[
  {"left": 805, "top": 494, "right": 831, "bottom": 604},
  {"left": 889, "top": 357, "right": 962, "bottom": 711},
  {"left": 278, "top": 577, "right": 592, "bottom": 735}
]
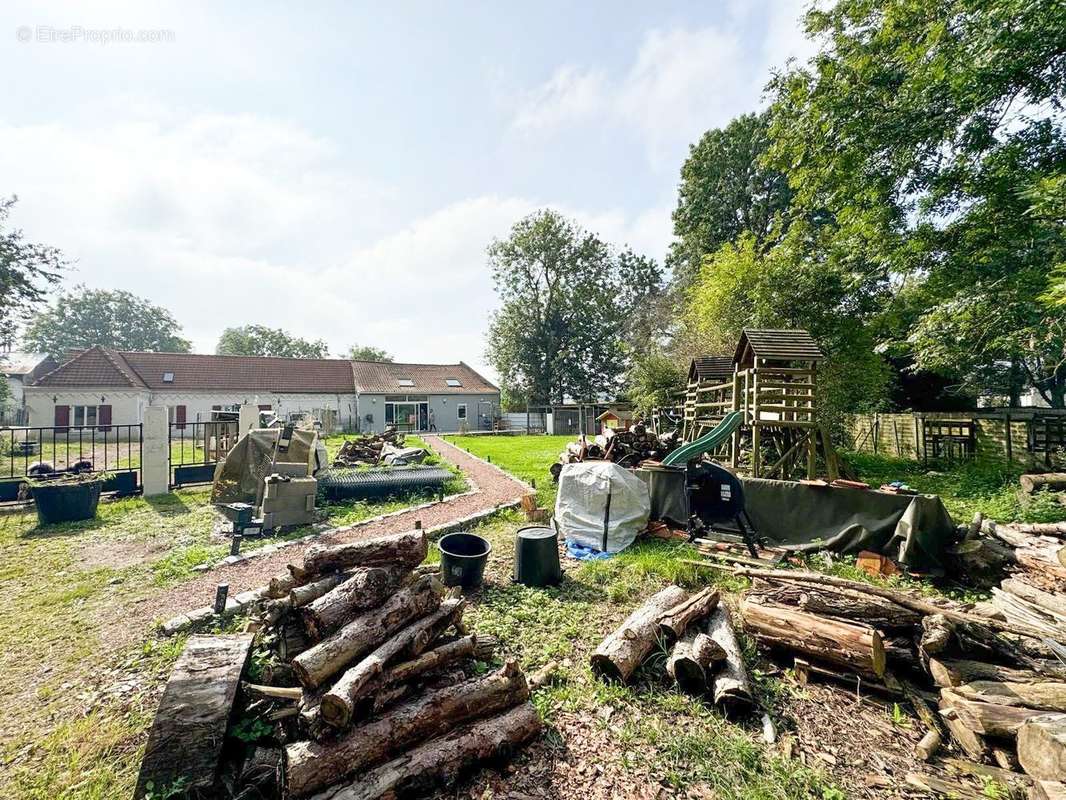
[
  {"left": 291, "top": 576, "right": 442, "bottom": 689},
  {"left": 748, "top": 579, "right": 921, "bottom": 629},
  {"left": 318, "top": 702, "right": 541, "bottom": 800},
  {"left": 1020, "top": 474, "right": 1066, "bottom": 495},
  {"left": 667, "top": 627, "right": 725, "bottom": 694},
  {"left": 290, "top": 573, "right": 349, "bottom": 608},
  {"left": 302, "top": 530, "right": 428, "bottom": 576},
  {"left": 590, "top": 585, "right": 688, "bottom": 684},
  {"left": 1018, "top": 713, "right": 1066, "bottom": 782},
  {"left": 320, "top": 598, "right": 465, "bottom": 729},
  {"left": 941, "top": 688, "right": 1046, "bottom": 738},
  {"left": 929, "top": 657, "right": 1050, "bottom": 688},
  {"left": 284, "top": 661, "right": 529, "bottom": 798},
  {"left": 657, "top": 587, "right": 719, "bottom": 641},
  {"left": 301, "top": 566, "right": 406, "bottom": 639},
  {"left": 706, "top": 603, "right": 754, "bottom": 713},
  {"left": 740, "top": 598, "right": 886, "bottom": 678},
  {"left": 955, "top": 681, "right": 1066, "bottom": 713}
]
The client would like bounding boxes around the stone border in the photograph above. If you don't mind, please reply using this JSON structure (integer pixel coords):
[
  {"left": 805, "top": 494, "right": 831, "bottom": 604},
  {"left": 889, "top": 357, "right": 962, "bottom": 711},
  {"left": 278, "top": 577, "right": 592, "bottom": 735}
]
[{"left": 160, "top": 497, "right": 523, "bottom": 637}]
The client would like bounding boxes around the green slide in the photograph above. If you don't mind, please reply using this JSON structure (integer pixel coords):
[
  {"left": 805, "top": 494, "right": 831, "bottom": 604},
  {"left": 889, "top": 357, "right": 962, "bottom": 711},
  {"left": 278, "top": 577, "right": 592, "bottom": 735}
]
[{"left": 662, "top": 411, "right": 744, "bottom": 466}]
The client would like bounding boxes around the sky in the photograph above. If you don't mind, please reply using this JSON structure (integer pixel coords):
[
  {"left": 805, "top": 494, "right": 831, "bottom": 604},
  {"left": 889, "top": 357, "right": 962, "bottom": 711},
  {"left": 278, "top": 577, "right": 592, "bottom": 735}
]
[{"left": 1, "top": 1, "right": 817, "bottom": 380}]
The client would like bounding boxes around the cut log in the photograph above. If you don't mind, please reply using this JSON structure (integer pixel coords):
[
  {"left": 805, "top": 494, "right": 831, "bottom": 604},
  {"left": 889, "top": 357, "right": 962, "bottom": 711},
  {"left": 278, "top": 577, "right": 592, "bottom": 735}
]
[
  {"left": 320, "top": 598, "right": 466, "bottom": 729},
  {"left": 930, "top": 658, "right": 1050, "bottom": 688},
  {"left": 940, "top": 701, "right": 991, "bottom": 762},
  {"left": 955, "top": 681, "right": 1066, "bottom": 713},
  {"left": 942, "top": 757, "right": 1031, "bottom": 789},
  {"left": 302, "top": 530, "right": 428, "bottom": 576},
  {"left": 284, "top": 661, "right": 529, "bottom": 797},
  {"left": 657, "top": 587, "right": 720, "bottom": 641},
  {"left": 267, "top": 571, "right": 298, "bottom": 599},
  {"left": 921, "top": 614, "right": 957, "bottom": 656},
  {"left": 1002, "top": 579, "right": 1066, "bottom": 622},
  {"left": 134, "top": 634, "right": 254, "bottom": 799},
  {"left": 904, "top": 772, "right": 989, "bottom": 800},
  {"left": 1032, "top": 781, "right": 1066, "bottom": 800},
  {"left": 721, "top": 565, "right": 1053, "bottom": 641},
  {"left": 942, "top": 688, "right": 1046, "bottom": 738},
  {"left": 916, "top": 729, "right": 941, "bottom": 761},
  {"left": 590, "top": 585, "right": 688, "bottom": 684},
  {"left": 241, "top": 682, "right": 303, "bottom": 701},
  {"left": 667, "top": 627, "right": 725, "bottom": 694},
  {"left": 706, "top": 603, "right": 754, "bottom": 713},
  {"left": 382, "top": 634, "right": 495, "bottom": 690},
  {"left": 740, "top": 598, "right": 886, "bottom": 678},
  {"left": 1020, "top": 474, "right": 1066, "bottom": 495},
  {"left": 301, "top": 566, "right": 406, "bottom": 639},
  {"left": 748, "top": 580, "right": 921, "bottom": 629},
  {"left": 290, "top": 572, "right": 349, "bottom": 608},
  {"left": 291, "top": 576, "right": 442, "bottom": 689},
  {"left": 315, "top": 702, "right": 542, "bottom": 800},
  {"left": 1018, "top": 713, "right": 1066, "bottom": 781}
]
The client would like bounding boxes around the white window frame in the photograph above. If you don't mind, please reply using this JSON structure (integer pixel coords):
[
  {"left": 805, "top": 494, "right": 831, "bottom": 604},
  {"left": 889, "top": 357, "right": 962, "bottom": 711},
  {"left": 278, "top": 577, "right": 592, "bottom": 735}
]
[
  {"left": 456, "top": 403, "right": 467, "bottom": 421},
  {"left": 73, "top": 404, "right": 99, "bottom": 428}
]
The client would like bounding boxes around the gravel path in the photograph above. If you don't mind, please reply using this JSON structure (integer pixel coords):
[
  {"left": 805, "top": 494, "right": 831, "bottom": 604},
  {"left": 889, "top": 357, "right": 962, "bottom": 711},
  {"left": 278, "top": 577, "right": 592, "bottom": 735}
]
[{"left": 118, "top": 436, "right": 529, "bottom": 643}]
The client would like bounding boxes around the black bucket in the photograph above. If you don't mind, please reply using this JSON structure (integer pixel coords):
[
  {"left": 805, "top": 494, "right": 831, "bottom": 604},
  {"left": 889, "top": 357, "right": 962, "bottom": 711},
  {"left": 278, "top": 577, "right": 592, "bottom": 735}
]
[
  {"left": 32, "top": 479, "right": 102, "bottom": 525},
  {"left": 438, "top": 532, "right": 491, "bottom": 588},
  {"left": 514, "top": 525, "right": 562, "bottom": 587}
]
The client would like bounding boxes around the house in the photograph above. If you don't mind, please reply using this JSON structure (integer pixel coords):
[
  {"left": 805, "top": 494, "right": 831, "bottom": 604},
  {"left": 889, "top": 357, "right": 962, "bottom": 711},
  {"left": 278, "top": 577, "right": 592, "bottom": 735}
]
[
  {"left": 595, "top": 408, "right": 635, "bottom": 432},
  {"left": 1, "top": 351, "right": 58, "bottom": 425},
  {"left": 24, "top": 346, "right": 500, "bottom": 434}
]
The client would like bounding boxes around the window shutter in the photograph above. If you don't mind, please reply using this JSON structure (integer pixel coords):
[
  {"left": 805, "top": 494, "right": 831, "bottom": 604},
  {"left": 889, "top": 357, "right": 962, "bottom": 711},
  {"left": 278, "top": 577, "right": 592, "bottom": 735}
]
[
  {"left": 54, "top": 405, "right": 70, "bottom": 428},
  {"left": 175, "top": 405, "right": 187, "bottom": 429},
  {"left": 98, "top": 404, "right": 112, "bottom": 432},
  {"left": 258, "top": 404, "right": 272, "bottom": 411}
]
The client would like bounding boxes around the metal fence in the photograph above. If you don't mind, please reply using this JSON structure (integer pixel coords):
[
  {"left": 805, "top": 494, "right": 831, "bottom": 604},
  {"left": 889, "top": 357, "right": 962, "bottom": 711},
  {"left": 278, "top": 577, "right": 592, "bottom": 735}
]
[
  {"left": 169, "top": 420, "right": 239, "bottom": 488},
  {"left": 0, "top": 424, "right": 142, "bottom": 503}
]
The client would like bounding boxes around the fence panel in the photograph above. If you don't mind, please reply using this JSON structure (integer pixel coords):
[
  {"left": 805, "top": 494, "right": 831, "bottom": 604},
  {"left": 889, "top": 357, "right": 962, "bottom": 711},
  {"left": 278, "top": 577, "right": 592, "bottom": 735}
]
[{"left": 169, "top": 420, "right": 239, "bottom": 488}]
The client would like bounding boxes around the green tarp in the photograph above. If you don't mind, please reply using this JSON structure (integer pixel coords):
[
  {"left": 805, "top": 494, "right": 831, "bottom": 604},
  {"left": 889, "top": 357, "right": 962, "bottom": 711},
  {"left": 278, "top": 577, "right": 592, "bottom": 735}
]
[{"left": 739, "top": 477, "right": 957, "bottom": 573}]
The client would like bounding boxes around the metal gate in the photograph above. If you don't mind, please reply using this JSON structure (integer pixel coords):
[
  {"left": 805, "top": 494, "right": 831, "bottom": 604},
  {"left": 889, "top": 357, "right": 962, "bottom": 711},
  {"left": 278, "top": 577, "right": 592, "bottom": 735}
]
[
  {"left": 169, "top": 420, "right": 239, "bottom": 488},
  {"left": 0, "top": 424, "right": 142, "bottom": 503}
]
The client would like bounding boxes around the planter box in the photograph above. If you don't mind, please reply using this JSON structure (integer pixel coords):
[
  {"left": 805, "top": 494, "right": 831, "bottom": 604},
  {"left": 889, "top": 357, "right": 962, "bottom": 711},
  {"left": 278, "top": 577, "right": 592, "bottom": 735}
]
[{"left": 32, "top": 480, "right": 103, "bottom": 525}]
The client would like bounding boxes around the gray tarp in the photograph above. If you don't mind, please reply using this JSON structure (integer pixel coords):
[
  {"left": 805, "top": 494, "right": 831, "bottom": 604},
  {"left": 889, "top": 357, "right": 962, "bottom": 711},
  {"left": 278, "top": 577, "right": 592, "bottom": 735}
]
[
  {"left": 212, "top": 428, "right": 324, "bottom": 506},
  {"left": 739, "top": 477, "right": 957, "bottom": 573}
]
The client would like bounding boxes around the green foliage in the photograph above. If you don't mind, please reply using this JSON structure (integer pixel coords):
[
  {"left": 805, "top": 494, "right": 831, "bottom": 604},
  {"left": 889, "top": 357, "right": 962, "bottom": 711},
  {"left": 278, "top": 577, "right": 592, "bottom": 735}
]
[
  {"left": 765, "top": 0, "right": 1066, "bottom": 407},
  {"left": 669, "top": 111, "right": 792, "bottom": 291},
  {"left": 23, "top": 285, "right": 190, "bottom": 358},
  {"left": 0, "top": 196, "right": 67, "bottom": 347},
  {"left": 229, "top": 716, "right": 273, "bottom": 744},
  {"left": 624, "top": 350, "right": 686, "bottom": 415},
  {"left": 215, "top": 324, "right": 329, "bottom": 358},
  {"left": 346, "top": 343, "right": 393, "bottom": 362},
  {"left": 142, "top": 777, "right": 190, "bottom": 800},
  {"left": 485, "top": 209, "right": 663, "bottom": 404}
]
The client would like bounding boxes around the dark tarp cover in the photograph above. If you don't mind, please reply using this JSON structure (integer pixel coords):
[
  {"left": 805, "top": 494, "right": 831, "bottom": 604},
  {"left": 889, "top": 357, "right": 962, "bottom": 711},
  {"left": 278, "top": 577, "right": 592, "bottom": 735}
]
[
  {"left": 739, "top": 477, "right": 957, "bottom": 573},
  {"left": 211, "top": 428, "right": 321, "bottom": 506}
]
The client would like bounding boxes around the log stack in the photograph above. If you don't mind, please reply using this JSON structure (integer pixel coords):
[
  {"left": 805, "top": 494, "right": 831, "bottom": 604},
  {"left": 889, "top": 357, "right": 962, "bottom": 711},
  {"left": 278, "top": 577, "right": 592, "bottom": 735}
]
[
  {"left": 549, "top": 424, "right": 681, "bottom": 480},
  {"left": 223, "top": 529, "right": 539, "bottom": 800},
  {"left": 332, "top": 428, "right": 405, "bottom": 467}
]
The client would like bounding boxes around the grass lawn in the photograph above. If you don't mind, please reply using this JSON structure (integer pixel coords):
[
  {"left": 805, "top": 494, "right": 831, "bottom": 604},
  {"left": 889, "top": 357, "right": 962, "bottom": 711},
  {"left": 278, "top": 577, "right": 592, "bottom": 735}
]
[{"left": 446, "top": 434, "right": 571, "bottom": 506}]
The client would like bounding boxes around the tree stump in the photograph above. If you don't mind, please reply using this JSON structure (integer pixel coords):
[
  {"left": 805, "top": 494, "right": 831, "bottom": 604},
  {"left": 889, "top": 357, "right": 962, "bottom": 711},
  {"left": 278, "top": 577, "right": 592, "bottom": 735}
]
[{"left": 590, "top": 585, "right": 688, "bottom": 684}]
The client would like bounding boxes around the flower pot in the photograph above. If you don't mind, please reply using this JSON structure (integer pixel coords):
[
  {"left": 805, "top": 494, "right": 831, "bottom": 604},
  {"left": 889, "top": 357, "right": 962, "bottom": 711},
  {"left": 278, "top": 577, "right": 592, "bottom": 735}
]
[
  {"left": 438, "top": 532, "right": 491, "bottom": 588},
  {"left": 32, "top": 479, "right": 103, "bottom": 525}
]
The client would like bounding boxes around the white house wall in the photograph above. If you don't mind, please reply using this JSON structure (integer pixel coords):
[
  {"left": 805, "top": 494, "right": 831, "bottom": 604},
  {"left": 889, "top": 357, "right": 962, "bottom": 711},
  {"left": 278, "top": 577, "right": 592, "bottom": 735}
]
[
  {"left": 356, "top": 393, "right": 500, "bottom": 434},
  {"left": 23, "top": 387, "right": 145, "bottom": 434}
]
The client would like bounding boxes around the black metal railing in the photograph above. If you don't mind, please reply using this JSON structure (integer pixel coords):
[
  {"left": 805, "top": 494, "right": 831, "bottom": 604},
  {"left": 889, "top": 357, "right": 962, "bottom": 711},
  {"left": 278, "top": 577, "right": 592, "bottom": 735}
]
[
  {"left": 169, "top": 420, "right": 239, "bottom": 487},
  {"left": 0, "top": 424, "right": 142, "bottom": 502}
]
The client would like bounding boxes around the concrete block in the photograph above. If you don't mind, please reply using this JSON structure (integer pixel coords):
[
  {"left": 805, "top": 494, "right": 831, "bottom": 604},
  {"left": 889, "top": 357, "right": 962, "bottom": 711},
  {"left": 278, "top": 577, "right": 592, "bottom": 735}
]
[{"left": 142, "top": 405, "right": 171, "bottom": 497}]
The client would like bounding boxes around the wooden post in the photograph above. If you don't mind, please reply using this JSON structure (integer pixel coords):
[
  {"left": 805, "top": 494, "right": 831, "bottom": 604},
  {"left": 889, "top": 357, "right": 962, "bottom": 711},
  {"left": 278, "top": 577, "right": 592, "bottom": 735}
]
[
  {"left": 751, "top": 361, "right": 761, "bottom": 477},
  {"left": 731, "top": 367, "right": 741, "bottom": 468},
  {"left": 214, "top": 583, "right": 229, "bottom": 615},
  {"left": 807, "top": 362, "right": 817, "bottom": 478},
  {"left": 873, "top": 414, "right": 879, "bottom": 454},
  {"left": 1005, "top": 411, "right": 1013, "bottom": 464}
]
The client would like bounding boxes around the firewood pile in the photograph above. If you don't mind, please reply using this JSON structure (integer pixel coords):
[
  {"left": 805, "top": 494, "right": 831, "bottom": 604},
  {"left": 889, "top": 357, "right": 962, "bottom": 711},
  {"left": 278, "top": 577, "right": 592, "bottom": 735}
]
[
  {"left": 332, "top": 428, "right": 404, "bottom": 467},
  {"left": 703, "top": 554, "right": 1066, "bottom": 795},
  {"left": 590, "top": 585, "right": 755, "bottom": 714},
  {"left": 228, "top": 529, "right": 541, "bottom": 800},
  {"left": 549, "top": 423, "right": 681, "bottom": 481}
]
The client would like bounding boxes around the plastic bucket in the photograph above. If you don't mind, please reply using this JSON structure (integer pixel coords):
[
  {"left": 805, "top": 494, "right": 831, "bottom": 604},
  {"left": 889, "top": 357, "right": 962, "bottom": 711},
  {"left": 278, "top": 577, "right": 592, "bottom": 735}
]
[
  {"left": 514, "top": 525, "right": 562, "bottom": 587},
  {"left": 438, "top": 532, "right": 491, "bottom": 588},
  {"left": 32, "top": 480, "right": 102, "bottom": 525}
]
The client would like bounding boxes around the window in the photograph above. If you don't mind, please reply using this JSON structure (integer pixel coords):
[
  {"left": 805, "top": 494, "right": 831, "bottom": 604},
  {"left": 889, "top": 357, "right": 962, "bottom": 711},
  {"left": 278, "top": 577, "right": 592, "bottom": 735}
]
[
  {"left": 162, "top": 372, "right": 174, "bottom": 383},
  {"left": 385, "top": 404, "right": 395, "bottom": 423},
  {"left": 457, "top": 403, "right": 467, "bottom": 421},
  {"left": 397, "top": 378, "right": 414, "bottom": 387},
  {"left": 72, "top": 405, "right": 99, "bottom": 428},
  {"left": 445, "top": 378, "right": 462, "bottom": 387}
]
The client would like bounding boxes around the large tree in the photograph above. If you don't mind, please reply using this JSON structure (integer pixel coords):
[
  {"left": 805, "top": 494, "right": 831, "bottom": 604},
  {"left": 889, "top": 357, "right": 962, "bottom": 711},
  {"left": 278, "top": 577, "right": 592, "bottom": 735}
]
[
  {"left": 486, "top": 210, "right": 662, "bottom": 405},
  {"left": 216, "top": 325, "right": 330, "bottom": 358},
  {"left": 669, "top": 112, "right": 792, "bottom": 291},
  {"left": 0, "top": 196, "right": 66, "bottom": 348},
  {"left": 23, "top": 286, "right": 190, "bottom": 357},
  {"left": 346, "top": 344, "right": 393, "bottom": 362},
  {"left": 766, "top": 0, "right": 1066, "bottom": 405}
]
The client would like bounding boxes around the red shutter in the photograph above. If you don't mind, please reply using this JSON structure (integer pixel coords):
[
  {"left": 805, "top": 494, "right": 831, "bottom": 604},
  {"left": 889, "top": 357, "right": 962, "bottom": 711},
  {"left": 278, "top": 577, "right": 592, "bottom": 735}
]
[
  {"left": 54, "top": 405, "right": 70, "bottom": 429},
  {"left": 258, "top": 404, "right": 272, "bottom": 411},
  {"left": 175, "top": 405, "right": 187, "bottom": 430},
  {"left": 98, "top": 404, "right": 112, "bottom": 432}
]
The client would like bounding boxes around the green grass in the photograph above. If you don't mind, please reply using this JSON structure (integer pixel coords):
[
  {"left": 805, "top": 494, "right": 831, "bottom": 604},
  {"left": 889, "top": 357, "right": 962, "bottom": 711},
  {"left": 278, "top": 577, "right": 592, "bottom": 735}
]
[
  {"left": 844, "top": 451, "right": 1066, "bottom": 524},
  {"left": 446, "top": 434, "right": 572, "bottom": 506}
]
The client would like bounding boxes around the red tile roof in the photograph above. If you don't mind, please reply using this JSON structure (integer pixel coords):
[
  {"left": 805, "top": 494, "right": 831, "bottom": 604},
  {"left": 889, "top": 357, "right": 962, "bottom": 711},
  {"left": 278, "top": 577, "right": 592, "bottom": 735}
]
[
  {"left": 350, "top": 361, "right": 498, "bottom": 394},
  {"left": 31, "top": 347, "right": 499, "bottom": 396}
]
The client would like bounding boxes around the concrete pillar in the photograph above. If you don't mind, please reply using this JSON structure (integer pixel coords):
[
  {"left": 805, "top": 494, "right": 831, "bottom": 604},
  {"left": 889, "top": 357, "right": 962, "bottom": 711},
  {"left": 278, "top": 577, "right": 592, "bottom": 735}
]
[
  {"left": 142, "top": 405, "right": 170, "bottom": 497},
  {"left": 239, "top": 403, "right": 258, "bottom": 435}
]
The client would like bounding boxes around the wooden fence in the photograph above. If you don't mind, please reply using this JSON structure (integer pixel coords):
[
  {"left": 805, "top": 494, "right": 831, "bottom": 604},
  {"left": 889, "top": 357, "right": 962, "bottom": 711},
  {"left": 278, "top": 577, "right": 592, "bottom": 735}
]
[{"left": 845, "top": 410, "right": 1066, "bottom": 468}]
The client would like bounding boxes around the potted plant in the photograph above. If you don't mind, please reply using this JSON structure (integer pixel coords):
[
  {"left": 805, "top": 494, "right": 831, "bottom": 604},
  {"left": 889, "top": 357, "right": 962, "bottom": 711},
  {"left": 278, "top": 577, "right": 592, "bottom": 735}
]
[{"left": 29, "top": 471, "right": 108, "bottom": 525}]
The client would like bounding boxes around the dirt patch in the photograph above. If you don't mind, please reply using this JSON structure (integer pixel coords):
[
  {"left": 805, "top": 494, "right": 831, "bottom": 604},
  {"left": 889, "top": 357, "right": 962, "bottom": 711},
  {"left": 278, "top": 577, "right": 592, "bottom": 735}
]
[{"left": 79, "top": 538, "right": 167, "bottom": 570}]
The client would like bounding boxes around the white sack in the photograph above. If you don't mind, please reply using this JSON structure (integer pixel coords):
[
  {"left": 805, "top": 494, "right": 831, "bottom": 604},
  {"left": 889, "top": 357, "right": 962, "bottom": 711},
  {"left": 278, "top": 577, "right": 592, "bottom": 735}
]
[{"left": 554, "top": 461, "right": 650, "bottom": 554}]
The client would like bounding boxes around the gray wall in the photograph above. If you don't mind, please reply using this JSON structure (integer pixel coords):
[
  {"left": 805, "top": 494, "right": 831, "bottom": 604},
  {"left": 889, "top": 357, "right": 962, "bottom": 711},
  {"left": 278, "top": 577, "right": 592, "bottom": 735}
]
[{"left": 355, "top": 393, "right": 500, "bottom": 434}]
